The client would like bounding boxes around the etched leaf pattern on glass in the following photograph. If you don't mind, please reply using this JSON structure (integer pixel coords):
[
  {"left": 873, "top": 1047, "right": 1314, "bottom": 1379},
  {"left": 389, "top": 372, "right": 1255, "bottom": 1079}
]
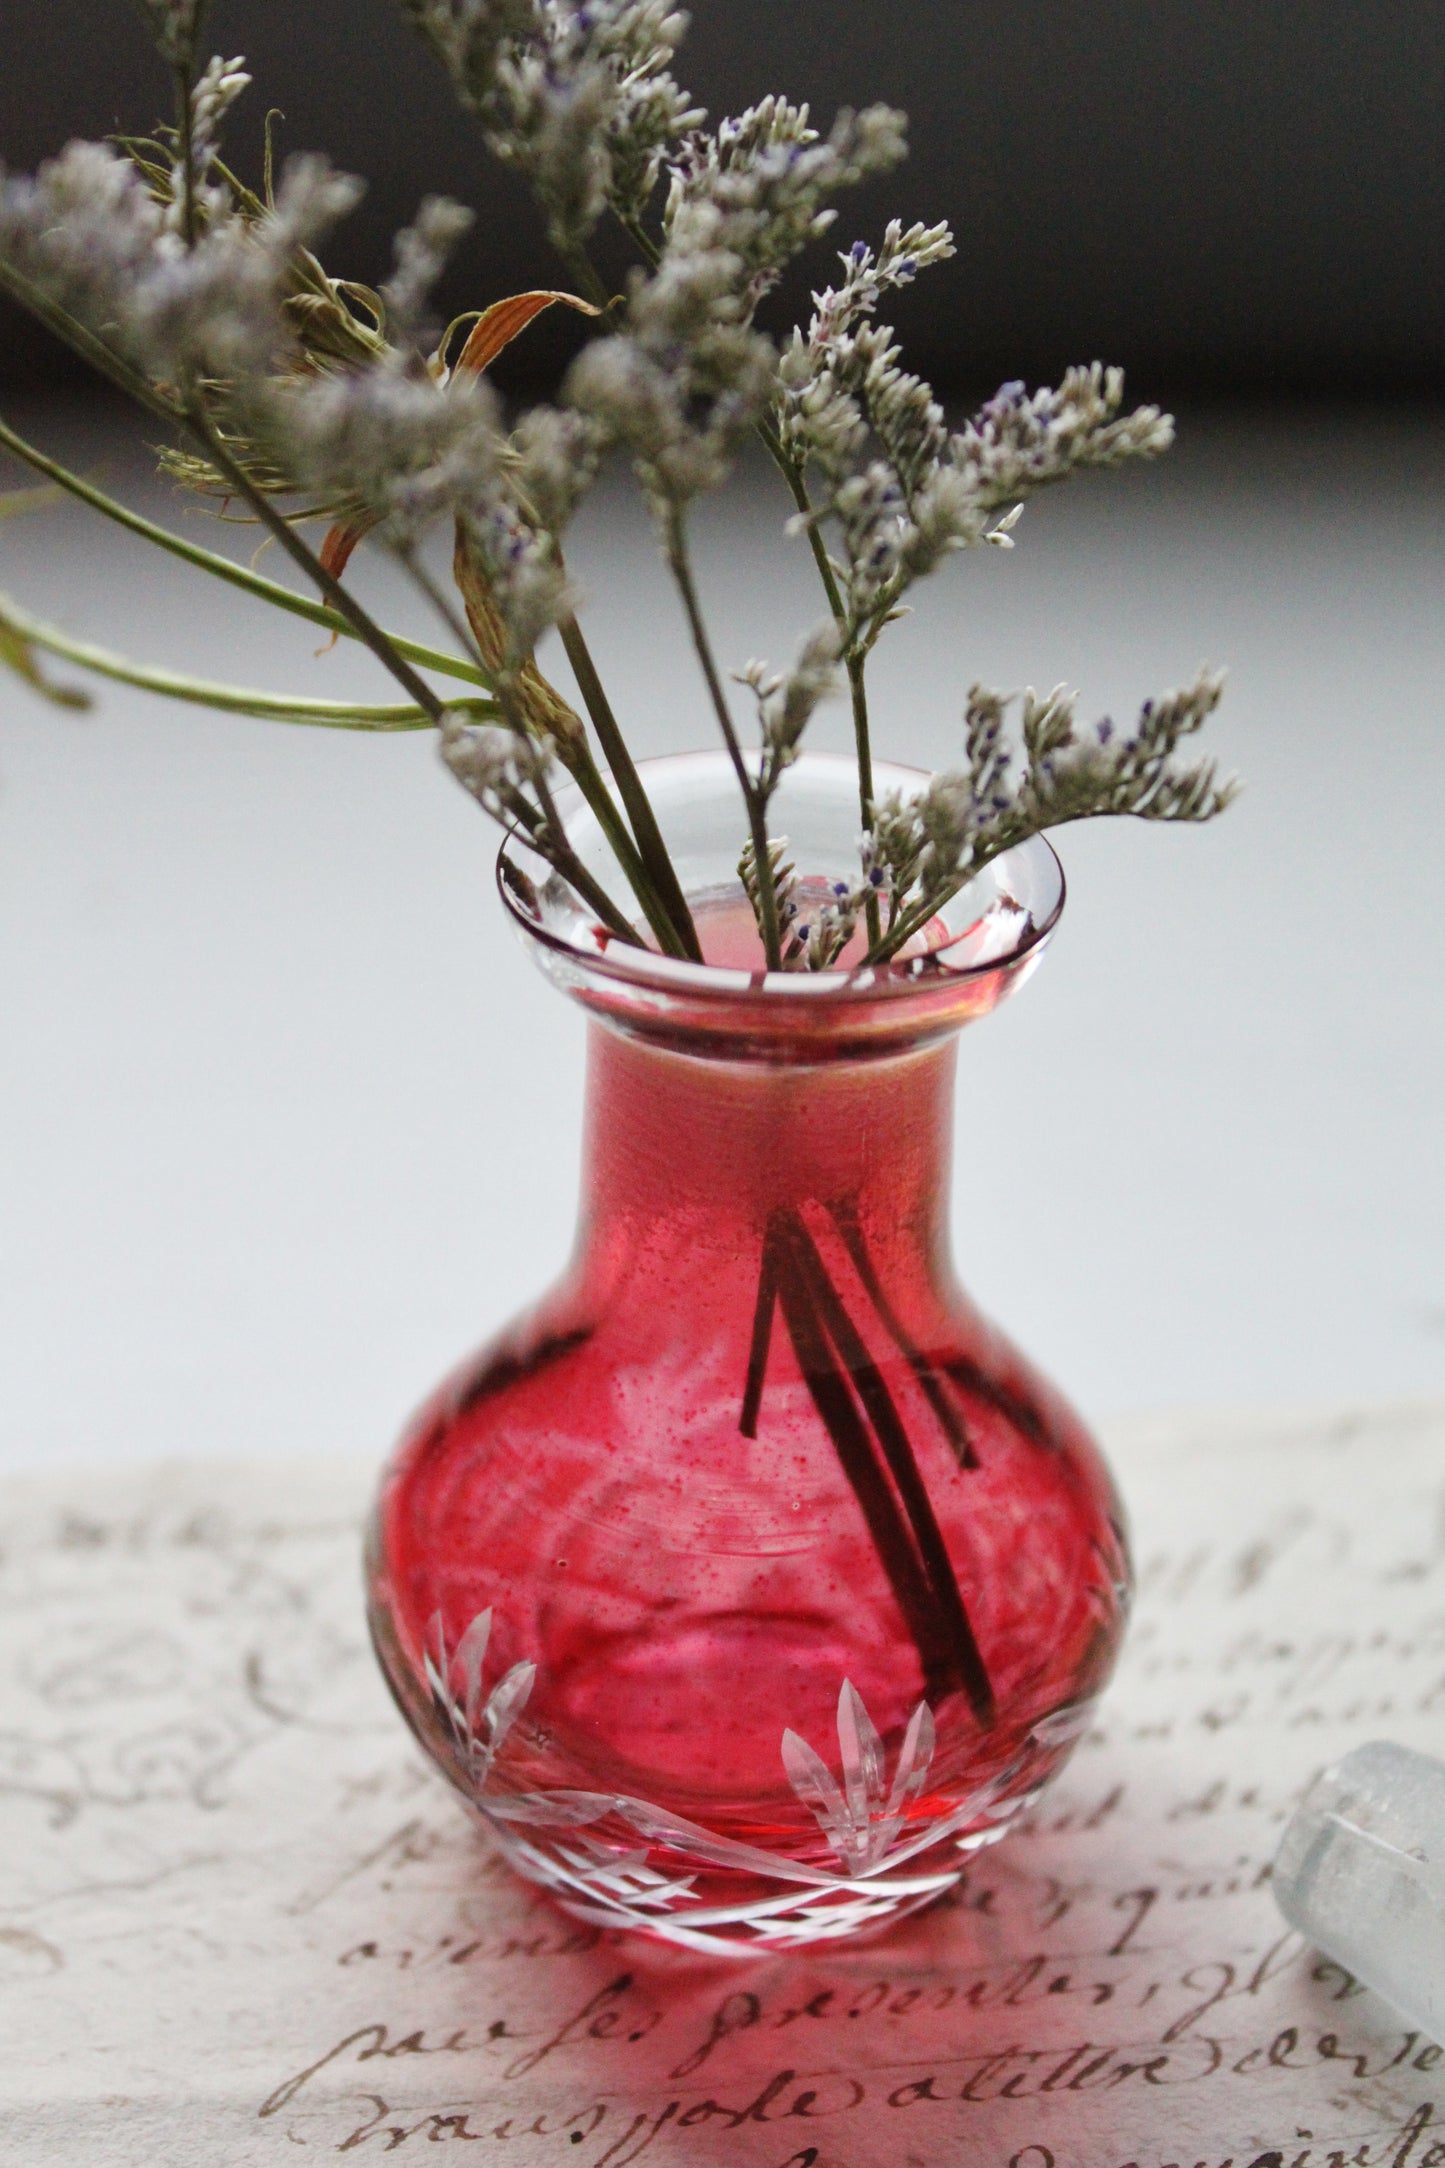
[
  {"left": 782, "top": 1678, "right": 936, "bottom": 1875},
  {"left": 403, "top": 1601, "right": 1093, "bottom": 1951},
  {"left": 424, "top": 1607, "right": 536, "bottom": 1790}
]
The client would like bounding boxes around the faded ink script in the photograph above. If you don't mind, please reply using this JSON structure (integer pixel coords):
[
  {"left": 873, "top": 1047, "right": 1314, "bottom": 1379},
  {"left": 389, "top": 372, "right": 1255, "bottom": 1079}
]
[{"left": 2, "top": 1401, "right": 1444, "bottom": 2167}]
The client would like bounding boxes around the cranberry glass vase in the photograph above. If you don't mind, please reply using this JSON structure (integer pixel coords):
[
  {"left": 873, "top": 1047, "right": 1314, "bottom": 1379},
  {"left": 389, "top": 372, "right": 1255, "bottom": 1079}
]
[{"left": 367, "top": 754, "right": 1131, "bottom": 1954}]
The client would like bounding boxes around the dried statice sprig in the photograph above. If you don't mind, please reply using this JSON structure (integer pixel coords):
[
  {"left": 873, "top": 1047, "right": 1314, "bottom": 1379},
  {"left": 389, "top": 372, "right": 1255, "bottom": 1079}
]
[
  {"left": 401, "top": 0, "right": 702, "bottom": 251},
  {"left": 253, "top": 344, "right": 602, "bottom": 755},
  {"left": 255, "top": 354, "right": 502, "bottom": 558},
  {"left": 738, "top": 832, "right": 888, "bottom": 973},
  {"left": 569, "top": 97, "right": 907, "bottom": 515},
  {"left": 135, "top": 0, "right": 209, "bottom": 70},
  {"left": 563, "top": 87, "right": 911, "bottom": 965},
  {"left": 733, "top": 622, "right": 842, "bottom": 803},
  {"left": 739, "top": 834, "right": 799, "bottom": 943},
  {"left": 567, "top": 232, "right": 777, "bottom": 507},
  {"left": 790, "top": 867, "right": 886, "bottom": 972},
  {"left": 177, "top": 53, "right": 253, "bottom": 226},
  {"left": 0, "top": 61, "right": 666, "bottom": 952},
  {"left": 780, "top": 222, "right": 1176, "bottom": 657},
  {"left": 439, "top": 705, "right": 550, "bottom": 822},
  {"left": 381, "top": 195, "right": 477, "bottom": 347},
  {"left": 508, "top": 404, "right": 601, "bottom": 537},
  {"left": 0, "top": 0, "right": 1234, "bottom": 983},
  {"left": 0, "top": 134, "right": 364, "bottom": 397},
  {"left": 954, "top": 367, "right": 1176, "bottom": 508},
  {"left": 663, "top": 97, "right": 909, "bottom": 313},
  {"left": 0, "top": 45, "right": 686, "bottom": 957},
  {"left": 803, "top": 220, "right": 956, "bottom": 359},
  {"left": 864, "top": 669, "right": 1236, "bottom": 964}
]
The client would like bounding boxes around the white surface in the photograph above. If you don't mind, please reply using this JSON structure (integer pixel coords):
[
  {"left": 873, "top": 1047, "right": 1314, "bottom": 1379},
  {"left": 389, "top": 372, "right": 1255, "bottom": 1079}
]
[
  {"left": 5, "top": 1400, "right": 1445, "bottom": 2161},
  {"left": 1, "top": 400, "right": 1443, "bottom": 1472}
]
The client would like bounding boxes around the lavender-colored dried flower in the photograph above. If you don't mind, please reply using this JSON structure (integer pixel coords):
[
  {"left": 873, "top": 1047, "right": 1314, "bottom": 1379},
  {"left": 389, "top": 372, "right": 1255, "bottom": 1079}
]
[
  {"left": 884, "top": 669, "right": 1231, "bottom": 936},
  {"left": 258, "top": 347, "right": 501, "bottom": 543},
  {"left": 0, "top": 136, "right": 363, "bottom": 393},
  {"left": 381, "top": 195, "right": 476, "bottom": 348},
  {"left": 460, "top": 495, "right": 577, "bottom": 659},
  {"left": 952, "top": 365, "right": 1175, "bottom": 510},
  {"left": 136, "top": 0, "right": 210, "bottom": 68},
  {"left": 185, "top": 54, "right": 252, "bottom": 194},
  {"left": 139, "top": 155, "right": 366, "bottom": 384},
  {"left": 0, "top": 3, "right": 1232, "bottom": 966},
  {"left": 566, "top": 229, "right": 777, "bottom": 505},
  {"left": 563, "top": 81, "right": 907, "bottom": 515},
  {"left": 739, "top": 832, "right": 799, "bottom": 937},
  {"left": 665, "top": 97, "right": 908, "bottom": 312},
  {"left": 735, "top": 619, "right": 842, "bottom": 798},
  {"left": 0, "top": 140, "right": 171, "bottom": 337},
  {"left": 509, "top": 404, "right": 602, "bottom": 536},
  {"left": 438, "top": 706, "right": 550, "bottom": 818},
  {"left": 402, "top": 0, "right": 702, "bottom": 249}
]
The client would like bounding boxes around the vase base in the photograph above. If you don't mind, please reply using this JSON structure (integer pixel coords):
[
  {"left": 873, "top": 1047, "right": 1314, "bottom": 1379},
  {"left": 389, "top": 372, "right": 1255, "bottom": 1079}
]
[
  {"left": 473, "top": 1798, "right": 1020, "bottom": 1956},
  {"left": 369, "top": 1583, "right": 1078, "bottom": 1955}
]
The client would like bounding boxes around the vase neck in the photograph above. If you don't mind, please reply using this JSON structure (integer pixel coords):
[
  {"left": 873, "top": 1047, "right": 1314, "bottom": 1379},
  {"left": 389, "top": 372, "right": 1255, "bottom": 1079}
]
[{"left": 576, "top": 1022, "right": 958, "bottom": 1284}]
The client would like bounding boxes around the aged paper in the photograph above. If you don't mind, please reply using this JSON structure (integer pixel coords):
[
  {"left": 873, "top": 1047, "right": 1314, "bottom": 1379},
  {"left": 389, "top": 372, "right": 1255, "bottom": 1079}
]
[{"left": 2, "top": 1399, "right": 1444, "bottom": 2168}]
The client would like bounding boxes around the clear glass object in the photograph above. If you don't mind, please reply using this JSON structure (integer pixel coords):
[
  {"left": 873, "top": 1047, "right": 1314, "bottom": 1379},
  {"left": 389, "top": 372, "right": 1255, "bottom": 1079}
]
[
  {"left": 366, "top": 752, "right": 1132, "bottom": 1954},
  {"left": 1274, "top": 1741, "right": 1445, "bottom": 2040}
]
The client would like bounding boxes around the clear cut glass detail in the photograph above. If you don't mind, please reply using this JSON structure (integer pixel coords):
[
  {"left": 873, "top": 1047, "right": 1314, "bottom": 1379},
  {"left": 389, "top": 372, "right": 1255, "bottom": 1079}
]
[{"left": 421, "top": 1605, "right": 1088, "bottom": 1954}]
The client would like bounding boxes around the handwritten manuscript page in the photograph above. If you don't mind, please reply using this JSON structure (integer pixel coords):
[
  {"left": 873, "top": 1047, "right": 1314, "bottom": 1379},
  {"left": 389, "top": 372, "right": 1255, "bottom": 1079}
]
[{"left": 2, "top": 1399, "right": 1443, "bottom": 2166}]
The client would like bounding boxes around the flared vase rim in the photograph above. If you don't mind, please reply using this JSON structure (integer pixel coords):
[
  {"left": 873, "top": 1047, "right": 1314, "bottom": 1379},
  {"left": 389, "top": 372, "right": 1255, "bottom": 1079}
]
[{"left": 496, "top": 750, "right": 1065, "bottom": 1037}]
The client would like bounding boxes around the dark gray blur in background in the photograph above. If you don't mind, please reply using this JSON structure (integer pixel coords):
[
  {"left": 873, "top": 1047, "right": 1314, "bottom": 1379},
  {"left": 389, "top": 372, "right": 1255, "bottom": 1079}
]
[{"left": 3, "top": 0, "right": 1442, "bottom": 399}]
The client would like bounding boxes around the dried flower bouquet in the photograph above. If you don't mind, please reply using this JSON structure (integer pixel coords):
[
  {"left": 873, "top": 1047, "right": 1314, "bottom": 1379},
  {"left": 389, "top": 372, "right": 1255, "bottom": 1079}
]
[{"left": 0, "top": 0, "right": 1233, "bottom": 972}]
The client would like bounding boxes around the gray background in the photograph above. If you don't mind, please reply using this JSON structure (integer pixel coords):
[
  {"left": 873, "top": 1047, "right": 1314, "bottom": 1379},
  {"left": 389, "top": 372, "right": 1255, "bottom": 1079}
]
[
  {"left": 2, "top": 0, "right": 1443, "bottom": 395},
  {"left": 1, "top": 5, "right": 1442, "bottom": 1475}
]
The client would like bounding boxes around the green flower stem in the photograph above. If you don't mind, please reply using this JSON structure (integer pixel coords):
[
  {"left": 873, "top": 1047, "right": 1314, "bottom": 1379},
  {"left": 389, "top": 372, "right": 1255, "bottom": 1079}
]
[
  {"left": 664, "top": 505, "right": 783, "bottom": 971},
  {"left": 618, "top": 226, "right": 858, "bottom": 648},
  {"left": 847, "top": 652, "right": 882, "bottom": 949},
  {"left": 756, "top": 415, "right": 848, "bottom": 621},
  {"left": 0, "top": 587, "right": 480, "bottom": 729},
  {"left": 619, "top": 217, "right": 661, "bottom": 269},
  {"left": 183, "top": 403, "right": 448, "bottom": 722},
  {"left": 528, "top": 760, "right": 645, "bottom": 949},
  {"left": 557, "top": 611, "right": 702, "bottom": 961},
  {"left": 395, "top": 542, "right": 683, "bottom": 955},
  {"left": 862, "top": 840, "right": 1021, "bottom": 968},
  {"left": 0, "top": 482, "right": 61, "bottom": 520},
  {"left": 558, "top": 737, "right": 691, "bottom": 959},
  {"left": 610, "top": 230, "right": 882, "bottom": 943},
  {"left": 0, "top": 261, "right": 179, "bottom": 425},
  {"left": 174, "top": 60, "right": 199, "bottom": 248},
  {"left": 862, "top": 887, "right": 939, "bottom": 966},
  {"left": 757, "top": 416, "right": 879, "bottom": 835},
  {"left": 0, "top": 413, "right": 488, "bottom": 689},
  {"left": 754, "top": 417, "right": 885, "bottom": 943},
  {"left": 616, "top": 228, "right": 879, "bottom": 816}
]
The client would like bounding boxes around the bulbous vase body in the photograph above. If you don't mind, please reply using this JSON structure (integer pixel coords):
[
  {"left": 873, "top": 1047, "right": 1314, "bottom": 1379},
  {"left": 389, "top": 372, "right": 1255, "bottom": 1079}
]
[{"left": 366, "top": 755, "right": 1131, "bottom": 1954}]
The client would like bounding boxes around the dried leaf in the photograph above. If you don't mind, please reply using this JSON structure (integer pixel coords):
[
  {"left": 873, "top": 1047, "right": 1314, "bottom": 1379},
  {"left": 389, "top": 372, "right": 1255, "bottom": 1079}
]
[
  {"left": 0, "top": 598, "right": 91, "bottom": 710},
  {"left": 318, "top": 511, "right": 380, "bottom": 581},
  {"left": 318, "top": 290, "right": 597, "bottom": 579},
  {"left": 447, "top": 290, "right": 598, "bottom": 383},
  {"left": 452, "top": 520, "right": 583, "bottom": 746}
]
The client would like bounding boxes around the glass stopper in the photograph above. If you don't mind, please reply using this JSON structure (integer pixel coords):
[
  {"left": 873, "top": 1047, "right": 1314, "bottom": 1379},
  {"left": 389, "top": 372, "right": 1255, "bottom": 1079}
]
[{"left": 1274, "top": 1741, "right": 1445, "bottom": 2041}]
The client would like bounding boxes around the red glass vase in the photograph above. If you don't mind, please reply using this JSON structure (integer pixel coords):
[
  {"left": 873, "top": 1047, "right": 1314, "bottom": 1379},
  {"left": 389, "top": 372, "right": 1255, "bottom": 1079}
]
[{"left": 367, "top": 753, "right": 1131, "bottom": 1953}]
